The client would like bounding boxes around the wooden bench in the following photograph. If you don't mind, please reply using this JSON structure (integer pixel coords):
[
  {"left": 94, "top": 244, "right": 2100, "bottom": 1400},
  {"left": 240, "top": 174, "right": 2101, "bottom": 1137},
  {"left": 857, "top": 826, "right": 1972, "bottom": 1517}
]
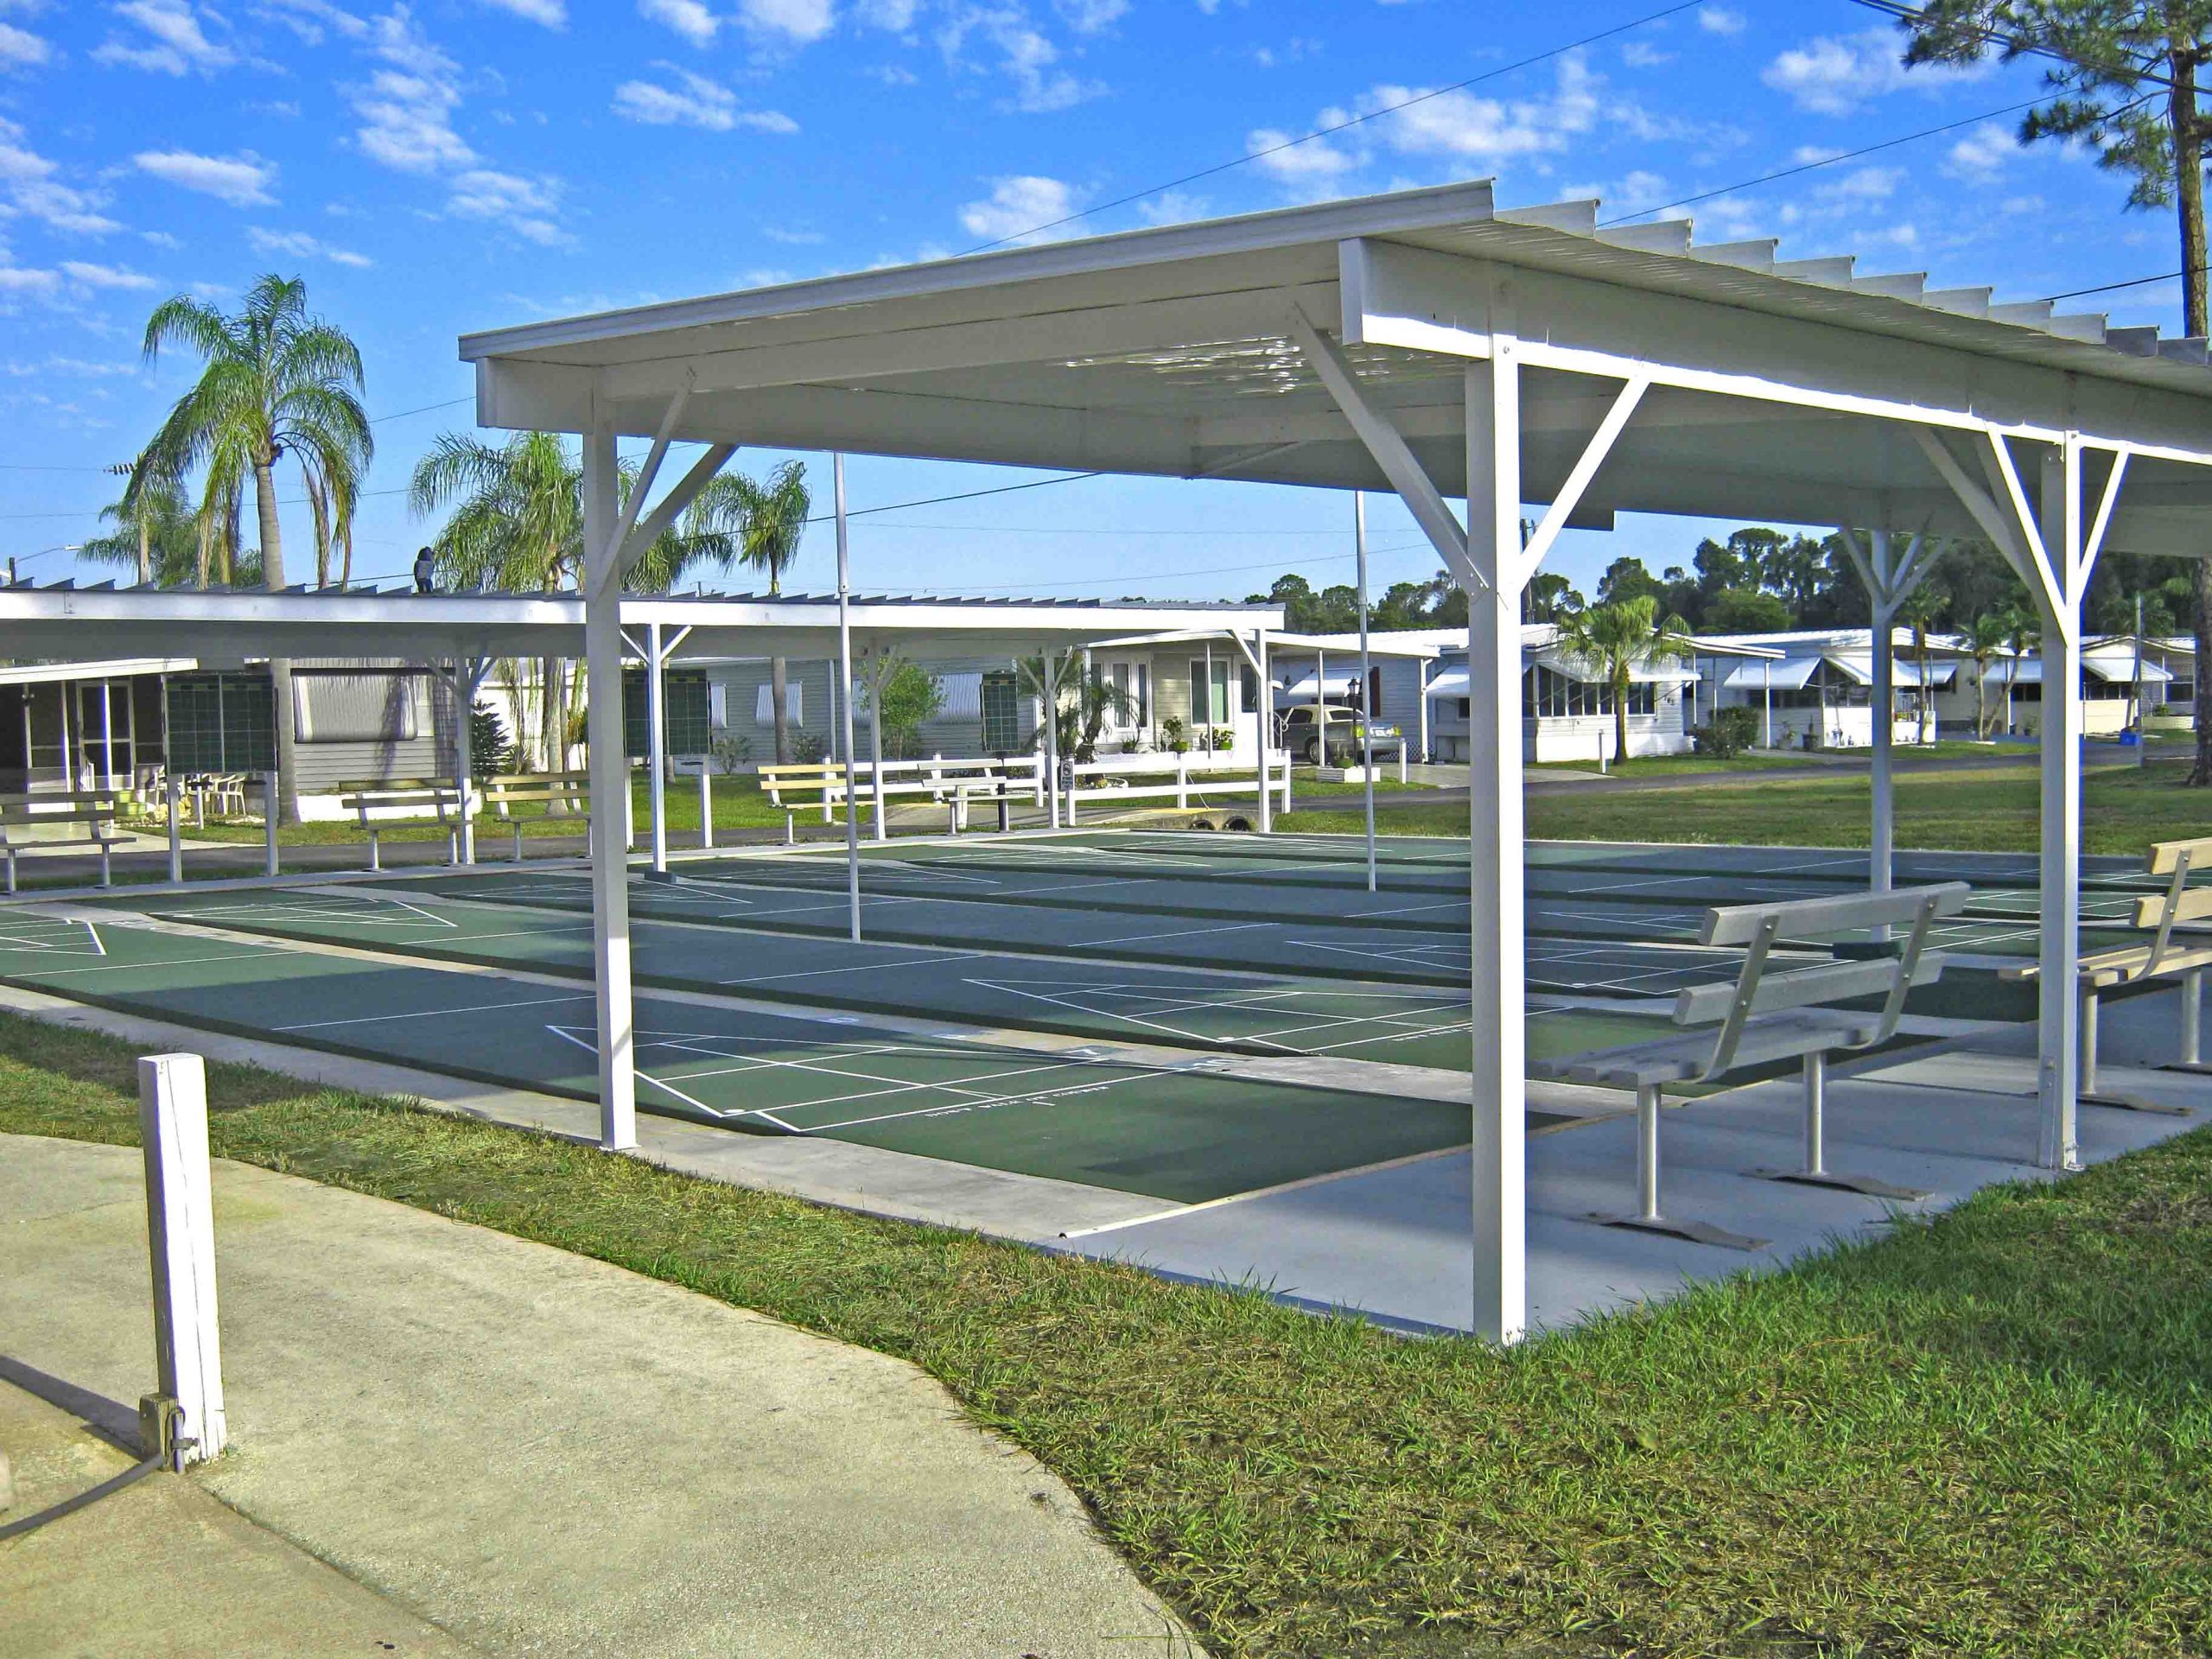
[
  {"left": 1532, "top": 883, "right": 1970, "bottom": 1251},
  {"left": 480, "top": 771, "right": 590, "bottom": 863},
  {"left": 0, "top": 790, "right": 130, "bottom": 892},
  {"left": 334, "top": 777, "right": 464, "bottom": 872},
  {"left": 2000, "top": 835, "right": 2212, "bottom": 1116}
]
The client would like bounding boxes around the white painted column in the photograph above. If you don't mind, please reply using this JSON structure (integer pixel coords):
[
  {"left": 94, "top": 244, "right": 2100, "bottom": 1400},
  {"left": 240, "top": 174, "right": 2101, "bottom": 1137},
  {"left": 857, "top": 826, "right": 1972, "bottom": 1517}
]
[
  {"left": 1867, "top": 537, "right": 1897, "bottom": 903},
  {"left": 645, "top": 625, "right": 670, "bottom": 874},
  {"left": 166, "top": 772, "right": 182, "bottom": 883},
  {"left": 2037, "top": 448, "right": 2084, "bottom": 1170},
  {"left": 453, "top": 659, "right": 480, "bottom": 866},
  {"left": 1042, "top": 648, "right": 1059, "bottom": 829},
  {"left": 101, "top": 681, "right": 117, "bottom": 791},
  {"left": 139, "top": 1052, "right": 226, "bottom": 1468},
  {"left": 836, "top": 454, "right": 861, "bottom": 942},
  {"left": 1465, "top": 349, "right": 1528, "bottom": 1346},
  {"left": 1254, "top": 630, "right": 1274, "bottom": 834},
  {"left": 59, "top": 682, "right": 74, "bottom": 789},
  {"left": 582, "top": 424, "right": 638, "bottom": 1152},
  {"left": 1355, "top": 491, "right": 1377, "bottom": 893},
  {"left": 868, "top": 659, "right": 889, "bottom": 842},
  {"left": 1417, "top": 660, "right": 1431, "bottom": 763},
  {"left": 1762, "top": 661, "right": 1772, "bottom": 750}
]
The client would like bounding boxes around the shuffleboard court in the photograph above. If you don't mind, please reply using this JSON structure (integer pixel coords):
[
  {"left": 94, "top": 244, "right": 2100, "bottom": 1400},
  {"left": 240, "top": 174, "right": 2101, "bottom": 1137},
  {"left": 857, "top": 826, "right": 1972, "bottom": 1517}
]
[
  {"left": 100, "top": 884, "right": 1488, "bottom": 1070},
  {"left": 387, "top": 867, "right": 1772, "bottom": 996},
  {"left": 0, "top": 908, "right": 1585, "bottom": 1204}
]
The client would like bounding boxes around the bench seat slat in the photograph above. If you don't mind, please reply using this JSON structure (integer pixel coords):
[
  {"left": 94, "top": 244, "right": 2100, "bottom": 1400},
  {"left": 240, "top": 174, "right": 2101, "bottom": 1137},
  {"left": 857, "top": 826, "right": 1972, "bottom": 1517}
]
[{"left": 1535, "top": 1010, "right": 1891, "bottom": 1090}]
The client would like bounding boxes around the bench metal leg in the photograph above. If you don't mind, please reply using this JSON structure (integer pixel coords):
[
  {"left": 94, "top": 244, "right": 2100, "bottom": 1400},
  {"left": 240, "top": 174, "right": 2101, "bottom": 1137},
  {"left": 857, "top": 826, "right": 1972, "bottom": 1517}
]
[
  {"left": 1750, "top": 1053, "right": 1929, "bottom": 1202},
  {"left": 2081, "top": 988, "right": 2191, "bottom": 1116},
  {"left": 1584, "top": 1085, "right": 1770, "bottom": 1252},
  {"left": 3, "top": 852, "right": 14, "bottom": 895},
  {"left": 367, "top": 831, "right": 381, "bottom": 874},
  {"left": 2163, "top": 967, "right": 2212, "bottom": 1077},
  {"left": 513, "top": 824, "right": 524, "bottom": 864},
  {"left": 98, "top": 846, "right": 111, "bottom": 889}
]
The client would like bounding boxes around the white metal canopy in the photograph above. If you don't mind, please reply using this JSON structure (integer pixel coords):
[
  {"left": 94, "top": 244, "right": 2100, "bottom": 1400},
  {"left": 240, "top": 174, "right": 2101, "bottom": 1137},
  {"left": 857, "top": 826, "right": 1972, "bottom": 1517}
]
[{"left": 454, "top": 179, "right": 2212, "bottom": 1346}]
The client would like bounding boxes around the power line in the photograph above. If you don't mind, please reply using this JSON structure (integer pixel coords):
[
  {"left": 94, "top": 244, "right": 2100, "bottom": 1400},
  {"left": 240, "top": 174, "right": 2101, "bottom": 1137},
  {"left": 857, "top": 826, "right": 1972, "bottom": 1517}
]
[
  {"left": 962, "top": 0, "right": 1704, "bottom": 253},
  {"left": 802, "top": 471, "right": 1108, "bottom": 525},
  {"left": 1599, "top": 94, "right": 2047, "bottom": 226},
  {"left": 1843, "top": 0, "right": 2183, "bottom": 95}
]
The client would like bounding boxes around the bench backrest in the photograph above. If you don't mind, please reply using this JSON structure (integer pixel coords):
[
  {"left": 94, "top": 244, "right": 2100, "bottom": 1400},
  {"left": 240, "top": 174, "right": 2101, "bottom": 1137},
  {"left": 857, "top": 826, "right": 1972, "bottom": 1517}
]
[
  {"left": 1677, "top": 881, "right": 1971, "bottom": 1079},
  {"left": 2132, "top": 836, "right": 2212, "bottom": 970},
  {"left": 480, "top": 771, "right": 589, "bottom": 811},
  {"left": 0, "top": 791, "right": 121, "bottom": 824}
]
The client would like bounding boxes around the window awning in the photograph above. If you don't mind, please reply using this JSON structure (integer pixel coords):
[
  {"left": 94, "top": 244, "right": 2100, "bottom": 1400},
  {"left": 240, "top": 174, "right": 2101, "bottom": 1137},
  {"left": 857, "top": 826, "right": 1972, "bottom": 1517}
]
[
  {"left": 1278, "top": 671, "right": 1359, "bottom": 698},
  {"left": 1893, "top": 659, "right": 1959, "bottom": 687},
  {"left": 2082, "top": 652, "right": 2173, "bottom": 683},
  {"left": 1719, "top": 658, "right": 1820, "bottom": 692},
  {"left": 1425, "top": 667, "right": 1471, "bottom": 699},
  {"left": 1541, "top": 655, "right": 1696, "bottom": 685}
]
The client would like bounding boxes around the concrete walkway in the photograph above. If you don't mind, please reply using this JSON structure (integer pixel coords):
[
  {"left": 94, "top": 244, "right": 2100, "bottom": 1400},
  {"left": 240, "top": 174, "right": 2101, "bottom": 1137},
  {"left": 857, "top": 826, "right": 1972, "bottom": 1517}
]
[
  {"left": 1, "top": 1375, "right": 480, "bottom": 1658},
  {"left": 0, "top": 1135, "right": 1201, "bottom": 1658}
]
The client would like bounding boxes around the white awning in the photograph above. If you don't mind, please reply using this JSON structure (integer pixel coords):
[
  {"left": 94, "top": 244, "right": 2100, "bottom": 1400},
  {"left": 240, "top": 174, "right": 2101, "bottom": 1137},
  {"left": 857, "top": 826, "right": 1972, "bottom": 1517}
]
[
  {"left": 1893, "top": 659, "right": 1959, "bottom": 687},
  {"left": 1719, "top": 658, "right": 1820, "bottom": 692},
  {"left": 1279, "top": 671, "right": 1359, "bottom": 698},
  {"left": 1989, "top": 659, "right": 2042, "bottom": 686},
  {"left": 1426, "top": 667, "right": 1471, "bottom": 699},
  {"left": 2082, "top": 652, "right": 2173, "bottom": 683},
  {"left": 1538, "top": 654, "right": 1695, "bottom": 685}
]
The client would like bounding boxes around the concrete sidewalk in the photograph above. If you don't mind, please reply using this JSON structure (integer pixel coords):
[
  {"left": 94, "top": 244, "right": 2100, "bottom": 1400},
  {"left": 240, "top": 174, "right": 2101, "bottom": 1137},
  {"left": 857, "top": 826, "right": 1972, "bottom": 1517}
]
[
  {"left": 0, "top": 1134, "right": 1201, "bottom": 1658},
  {"left": 0, "top": 1376, "right": 479, "bottom": 1658}
]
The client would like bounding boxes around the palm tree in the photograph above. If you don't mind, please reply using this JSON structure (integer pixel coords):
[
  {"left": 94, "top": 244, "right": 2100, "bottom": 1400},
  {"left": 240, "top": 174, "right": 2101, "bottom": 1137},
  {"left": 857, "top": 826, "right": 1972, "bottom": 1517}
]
[
  {"left": 1897, "top": 582, "right": 1948, "bottom": 744},
  {"left": 410, "top": 430, "right": 731, "bottom": 778},
  {"left": 1553, "top": 596, "right": 1696, "bottom": 766},
  {"left": 82, "top": 465, "right": 198, "bottom": 587},
  {"left": 1997, "top": 605, "right": 2041, "bottom": 738},
  {"left": 1965, "top": 611, "right": 2010, "bottom": 739},
  {"left": 685, "top": 461, "right": 810, "bottom": 763},
  {"left": 141, "top": 275, "right": 372, "bottom": 822}
]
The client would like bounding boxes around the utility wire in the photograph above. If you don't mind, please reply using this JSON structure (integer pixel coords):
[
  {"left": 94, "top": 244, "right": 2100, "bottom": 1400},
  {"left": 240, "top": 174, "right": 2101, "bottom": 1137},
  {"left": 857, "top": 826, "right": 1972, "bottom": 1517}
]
[
  {"left": 962, "top": 0, "right": 1704, "bottom": 253},
  {"left": 1843, "top": 0, "right": 2183, "bottom": 95}
]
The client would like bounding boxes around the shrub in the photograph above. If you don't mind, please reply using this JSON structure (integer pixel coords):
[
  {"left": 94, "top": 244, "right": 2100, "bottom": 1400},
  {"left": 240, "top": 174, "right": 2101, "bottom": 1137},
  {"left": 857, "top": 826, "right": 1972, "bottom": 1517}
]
[
  {"left": 1690, "top": 705, "right": 1760, "bottom": 760},
  {"left": 468, "top": 699, "right": 513, "bottom": 777},
  {"left": 791, "top": 731, "right": 829, "bottom": 765}
]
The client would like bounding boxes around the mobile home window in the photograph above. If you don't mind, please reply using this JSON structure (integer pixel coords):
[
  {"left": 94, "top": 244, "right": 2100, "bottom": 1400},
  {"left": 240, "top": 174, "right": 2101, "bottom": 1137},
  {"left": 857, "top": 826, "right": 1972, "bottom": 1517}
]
[
  {"left": 1187, "top": 658, "right": 1230, "bottom": 724},
  {"left": 980, "top": 671, "right": 1022, "bottom": 753}
]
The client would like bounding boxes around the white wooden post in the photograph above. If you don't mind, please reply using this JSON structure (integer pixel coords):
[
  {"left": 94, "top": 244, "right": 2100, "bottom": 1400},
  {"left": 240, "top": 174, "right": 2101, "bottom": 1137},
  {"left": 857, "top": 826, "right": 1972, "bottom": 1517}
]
[
  {"left": 869, "top": 658, "right": 890, "bottom": 842},
  {"left": 582, "top": 424, "right": 638, "bottom": 1151},
  {"left": 1355, "top": 492, "right": 1377, "bottom": 892},
  {"left": 1868, "top": 547, "right": 1897, "bottom": 906},
  {"left": 452, "top": 660, "right": 475, "bottom": 866},
  {"left": 1042, "top": 648, "right": 1059, "bottom": 829},
  {"left": 262, "top": 772, "right": 278, "bottom": 876},
  {"left": 166, "top": 772, "right": 182, "bottom": 884},
  {"left": 2037, "top": 447, "right": 2085, "bottom": 1170},
  {"left": 645, "top": 621, "right": 669, "bottom": 875},
  {"left": 1417, "top": 659, "right": 1432, "bottom": 763},
  {"left": 836, "top": 454, "right": 861, "bottom": 942},
  {"left": 1254, "top": 629, "right": 1274, "bottom": 834},
  {"left": 1176, "top": 750, "right": 1189, "bottom": 809},
  {"left": 697, "top": 766, "right": 713, "bottom": 851},
  {"left": 1465, "top": 346, "right": 1529, "bottom": 1346},
  {"left": 139, "top": 1053, "right": 226, "bottom": 1468}
]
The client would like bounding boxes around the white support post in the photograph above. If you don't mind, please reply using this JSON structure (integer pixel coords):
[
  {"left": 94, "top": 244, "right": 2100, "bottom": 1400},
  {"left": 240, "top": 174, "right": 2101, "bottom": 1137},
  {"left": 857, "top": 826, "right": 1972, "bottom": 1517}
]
[
  {"left": 868, "top": 658, "right": 890, "bottom": 842},
  {"left": 1255, "top": 630, "right": 1274, "bottom": 834},
  {"left": 1417, "top": 659, "right": 1431, "bottom": 764},
  {"left": 1464, "top": 343, "right": 1529, "bottom": 1347},
  {"left": 836, "top": 454, "right": 861, "bottom": 943},
  {"left": 582, "top": 424, "right": 638, "bottom": 1152},
  {"left": 1042, "top": 648, "right": 1060, "bottom": 829},
  {"left": 139, "top": 1053, "right": 226, "bottom": 1469},
  {"left": 1355, "top": 492, "right": 1377, "bottom": 893},
  {"left": 101, "top": 681, "right": 117, "bottom": 791},
  {"left": 698, "top": 767, "right": 713, "bottom": 851},
  {"left": 646, "top": 621, "right": 670, "bottom": 875},
  {"left": 166, "top": 772, "right": 182, "bottom": 884},
  {"left": 2037, "top": 444, "right": 2087, "bottom": 1171},
  {"left": 263, "top": 772, "right": 278, "bottom": 877},
  {"left": 452, "top": 657, "right": 489, "bottom": 867}
]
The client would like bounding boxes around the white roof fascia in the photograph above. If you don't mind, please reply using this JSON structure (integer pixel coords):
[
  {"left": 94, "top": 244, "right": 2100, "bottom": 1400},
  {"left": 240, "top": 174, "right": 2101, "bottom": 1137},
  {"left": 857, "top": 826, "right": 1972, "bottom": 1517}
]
[{"left": 0, "top": 657, "right": 199, "bottom": 686}]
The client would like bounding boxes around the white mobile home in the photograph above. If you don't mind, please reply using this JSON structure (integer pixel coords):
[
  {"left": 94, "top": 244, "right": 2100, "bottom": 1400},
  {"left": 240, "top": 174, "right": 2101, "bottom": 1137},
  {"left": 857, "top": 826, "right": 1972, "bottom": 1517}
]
[{"left": 1694, "top": 629, "right": 1959, "bottom": 750}]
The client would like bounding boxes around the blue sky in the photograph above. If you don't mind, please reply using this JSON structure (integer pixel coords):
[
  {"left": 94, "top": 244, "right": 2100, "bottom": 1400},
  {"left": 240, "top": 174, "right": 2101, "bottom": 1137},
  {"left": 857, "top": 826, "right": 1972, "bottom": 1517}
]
[{"left": 0, "top": 0, "right": 2191, "bottom": 603}]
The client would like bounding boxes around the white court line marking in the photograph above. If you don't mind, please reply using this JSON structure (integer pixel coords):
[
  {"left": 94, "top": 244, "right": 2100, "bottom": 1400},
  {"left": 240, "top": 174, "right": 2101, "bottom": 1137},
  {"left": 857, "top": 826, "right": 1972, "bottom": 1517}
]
[
  {"left": 24, "top": 950, "right": 281, "bottom": 978},
  {"left": 543, "top": 1025, "right": 791, "bottom": 1127},
  {"left": 276, "top": 990, "right": 589, "bottom": 1033},
  {"left": 1077, "top": 919, "right": 1274, "bottom": 948},
  {"left": 719, "top": 951, "right": 977, "bottom": 988}
]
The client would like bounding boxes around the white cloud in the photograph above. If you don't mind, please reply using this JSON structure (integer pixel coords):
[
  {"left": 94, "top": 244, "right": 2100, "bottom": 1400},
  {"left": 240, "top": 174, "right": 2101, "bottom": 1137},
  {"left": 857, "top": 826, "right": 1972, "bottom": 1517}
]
[
  {"left": 858, "top": 0, "right": 916, "bottom": 24},
  {"left": 1944, "top": 122, "right": 2019, "bottom": 183},
  {"left": 738, "top": 0, "right": 834, "bottom": 43},
  {"left": 613, "top": 66, "right": 798, "bottom": 131},
  {"left": 1247, "top": 124, "right": 1359, "bottom": 189},
  {"left": 1763, "top": 27, "right": 1980, "bottom": 116},
  {"left": 938, "top": 5, "right": 1100, "bottom": 112},
  {"left": 1621, "top": 41, "right": 1672, "bottom": 68},
  {"left": 446, "top": 168, "right": 569, "bottom": 245},
  {"left": 957, "top": 174, "right": 1081, "bottom": 245},
  {"left": 0, "top": 20, "right": 49, "bottom": 68},
  {"left": 1815, "top": 164, "right": 1902, "bottom": 203},
  {"left": 133, "top": 148, "right": 278, "bottom": 206},
  {"left": 480, "top": 0, "right": 565, "bottom": 23},
  {"left": 1054, "top": 0, "right": 1126, "bottom": 30},
  {"left": 350, "top": 31, "right": 474, "bottom": 173},
  {"left": 1136, "top": 188, "right": 1207, "bottom": 226},
  {"left": 92, "top": 0, "right": 236, "bottom": 75},
  {"left": 639, "top": 0, "right": 718, "bottom": 45},
  {"left": 257, "top": 0, "right": 372, "bottom": 44},
  {"left": 0, "top": 263, "right": 60, "bottom": 296},
  {"left": 1376, "top": 54, "right": 1599, "bottom": 163},
  {"left": 247, "top": 226, "right": 372, "bottom": 266},
  {"left": 0, "top": 119, "right": 123, "bottom": 232},
  {"left": 60, "top": 258, "right": 156, "bottom": 289},
  {"left": 1697, "top": 4, "right": 1744, "bottom": 35}
]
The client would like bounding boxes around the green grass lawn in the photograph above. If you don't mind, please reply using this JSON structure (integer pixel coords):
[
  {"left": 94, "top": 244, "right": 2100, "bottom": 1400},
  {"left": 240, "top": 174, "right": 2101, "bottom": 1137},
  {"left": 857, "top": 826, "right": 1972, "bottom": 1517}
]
[
  {"left": 5, "top": 1011, "right": 2207, "bottom": 1656},
  {"left": 1287, "top": 760, "right": 2212, "bottom": 856},
  {"left": 1529, "top": 752, "right": 1828, "bottom": 778}
]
